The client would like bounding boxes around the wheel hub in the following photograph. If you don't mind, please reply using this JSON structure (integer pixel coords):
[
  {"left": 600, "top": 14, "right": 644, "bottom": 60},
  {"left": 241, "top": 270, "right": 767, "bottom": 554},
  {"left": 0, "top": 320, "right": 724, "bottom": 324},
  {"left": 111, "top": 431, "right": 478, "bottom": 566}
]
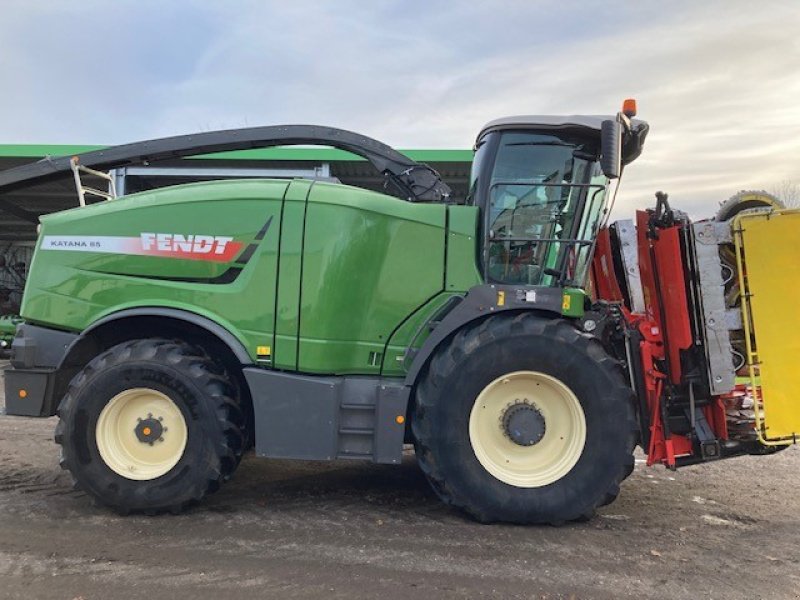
[
  {"left": 502, "top": 402, "right": 546, "bottom": 446},
  {"left": 96, "top": 388, "right": 188, "bottom": 481},
  {"left": 134, "top": 415, "right": 165, "bottom": 445},
  {"left": 469, "top": 371, "right": 587, "bottom": 488}
]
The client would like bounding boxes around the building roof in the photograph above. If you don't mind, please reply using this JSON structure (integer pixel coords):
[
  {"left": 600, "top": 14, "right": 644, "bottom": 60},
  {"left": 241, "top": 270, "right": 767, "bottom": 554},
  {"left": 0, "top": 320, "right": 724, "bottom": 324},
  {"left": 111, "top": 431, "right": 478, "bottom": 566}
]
[
  {"left": 0, "top": 144, "right": 473, "bottom": 163},
  {"left": 0, "top": 145, "right": 474, "bottom": 242}
]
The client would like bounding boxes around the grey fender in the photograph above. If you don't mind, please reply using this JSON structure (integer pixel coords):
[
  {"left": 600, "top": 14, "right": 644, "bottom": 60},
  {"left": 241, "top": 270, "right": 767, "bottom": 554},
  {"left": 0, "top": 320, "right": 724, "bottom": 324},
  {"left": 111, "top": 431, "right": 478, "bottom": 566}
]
[
  {"left": 403, "top": 284, "right": 566, "bottom": 386},
  {"left": 5, "top": 308, "right": 253, "bottom": 419},
  {"left": 65, "top": 307, "right": 253, "bottom": 367}
]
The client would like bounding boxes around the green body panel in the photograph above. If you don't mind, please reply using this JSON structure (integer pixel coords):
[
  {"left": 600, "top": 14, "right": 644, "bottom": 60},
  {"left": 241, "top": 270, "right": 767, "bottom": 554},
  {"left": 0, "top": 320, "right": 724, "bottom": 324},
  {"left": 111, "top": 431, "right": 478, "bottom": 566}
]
[
  {"left": 297, "top": 183, "right": 446, "bottom": 374},
  {"left": 273, "top": 180, "right": 311, "bottom": 370},
  {"left": 378, "top": 206, "right": 482, "bottom": 376},
  {"left": 381, "top": 292, "right": 463, "bottom": 376},
  {"left": 446, "top": 206, "right": 482, "bottom": 291},
  {"left": 21, "top": 177, "right": 486, "bottom": 375},
  {"left": 23, "top": 180, "right": 287, "bottom": 361}
]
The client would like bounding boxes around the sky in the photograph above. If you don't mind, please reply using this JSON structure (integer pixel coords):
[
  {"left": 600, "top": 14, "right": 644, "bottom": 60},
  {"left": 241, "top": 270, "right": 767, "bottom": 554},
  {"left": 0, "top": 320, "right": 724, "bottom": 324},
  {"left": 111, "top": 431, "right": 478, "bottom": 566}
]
[{"left": 0, "top": 0, "right": 798, "bottom": 218}]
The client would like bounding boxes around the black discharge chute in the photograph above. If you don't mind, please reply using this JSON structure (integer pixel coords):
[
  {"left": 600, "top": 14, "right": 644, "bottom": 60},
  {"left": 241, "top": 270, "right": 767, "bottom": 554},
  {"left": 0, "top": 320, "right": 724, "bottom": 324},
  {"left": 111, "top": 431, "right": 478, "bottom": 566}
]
[{"left": 0, "top": 124, "right": 452, "bottom": 222}]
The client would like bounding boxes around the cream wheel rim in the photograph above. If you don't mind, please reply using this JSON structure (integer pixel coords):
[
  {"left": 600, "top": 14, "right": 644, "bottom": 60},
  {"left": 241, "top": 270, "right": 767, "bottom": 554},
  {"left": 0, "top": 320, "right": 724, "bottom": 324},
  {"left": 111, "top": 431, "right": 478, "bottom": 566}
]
[
  {"left": 95, "top": 388, "right": 188, "bottom": 481},
  {"left": 469, "top": 370, "right": 586, "bottom": 487}
]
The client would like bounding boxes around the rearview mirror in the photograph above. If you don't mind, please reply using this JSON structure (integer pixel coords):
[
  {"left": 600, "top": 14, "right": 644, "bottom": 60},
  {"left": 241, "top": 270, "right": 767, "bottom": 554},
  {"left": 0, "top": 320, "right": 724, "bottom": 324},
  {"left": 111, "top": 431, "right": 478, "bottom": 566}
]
[{"left": 600, "top": 119, "right": 622, "bottom": 179}]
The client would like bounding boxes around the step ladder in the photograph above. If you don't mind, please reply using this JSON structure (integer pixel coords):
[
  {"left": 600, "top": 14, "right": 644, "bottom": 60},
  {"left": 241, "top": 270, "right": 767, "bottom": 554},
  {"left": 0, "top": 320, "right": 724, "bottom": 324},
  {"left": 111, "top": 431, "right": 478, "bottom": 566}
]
[{"left": 70, "top": 157, "right": 116, "bottom": 207}]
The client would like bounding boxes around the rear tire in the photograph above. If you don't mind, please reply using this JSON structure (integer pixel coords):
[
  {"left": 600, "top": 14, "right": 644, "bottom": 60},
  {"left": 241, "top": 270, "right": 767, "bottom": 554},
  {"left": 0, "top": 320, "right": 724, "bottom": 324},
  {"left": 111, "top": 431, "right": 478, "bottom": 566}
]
[
  {"left": 412, "top": 314, "right": 637, "bottom": 524},
  {"left": 55, "top": 339, "right": 245, "bottom": 514}
]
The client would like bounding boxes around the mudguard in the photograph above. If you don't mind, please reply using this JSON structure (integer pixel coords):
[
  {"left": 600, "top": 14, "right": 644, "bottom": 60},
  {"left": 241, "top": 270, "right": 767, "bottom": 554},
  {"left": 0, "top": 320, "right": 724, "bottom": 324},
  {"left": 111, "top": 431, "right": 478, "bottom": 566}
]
[{"left": 403, "top": 284, "right": 568, "bottom": 386}]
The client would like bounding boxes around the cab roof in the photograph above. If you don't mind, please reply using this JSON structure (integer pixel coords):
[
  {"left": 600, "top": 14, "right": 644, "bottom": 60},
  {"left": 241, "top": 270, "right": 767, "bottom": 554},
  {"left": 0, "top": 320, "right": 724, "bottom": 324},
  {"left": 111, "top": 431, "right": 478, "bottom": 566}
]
[{"left": 477, "top": 115, "right": 650, "bottom": 165}]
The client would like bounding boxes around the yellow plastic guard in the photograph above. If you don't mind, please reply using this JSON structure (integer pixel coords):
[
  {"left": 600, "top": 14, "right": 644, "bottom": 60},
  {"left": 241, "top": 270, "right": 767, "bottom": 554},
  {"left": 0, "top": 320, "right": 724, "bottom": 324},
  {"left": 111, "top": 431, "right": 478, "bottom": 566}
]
[{"left": 735, "top": 209, "right": 800, "bottom": 443}]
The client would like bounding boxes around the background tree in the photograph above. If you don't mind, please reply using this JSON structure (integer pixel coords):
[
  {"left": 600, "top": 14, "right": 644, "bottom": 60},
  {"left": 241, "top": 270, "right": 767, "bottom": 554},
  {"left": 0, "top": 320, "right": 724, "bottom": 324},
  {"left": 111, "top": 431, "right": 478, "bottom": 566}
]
[{"left": 771, "top": 180, "right": 800, "bottom": 208}]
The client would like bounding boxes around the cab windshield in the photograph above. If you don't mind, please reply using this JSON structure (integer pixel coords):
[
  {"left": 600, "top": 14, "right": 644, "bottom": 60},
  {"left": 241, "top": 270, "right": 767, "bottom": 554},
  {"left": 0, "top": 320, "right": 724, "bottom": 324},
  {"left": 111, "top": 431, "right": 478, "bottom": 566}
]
[{"left": 485, "top": 132, "right": 607, "bottom": 287}]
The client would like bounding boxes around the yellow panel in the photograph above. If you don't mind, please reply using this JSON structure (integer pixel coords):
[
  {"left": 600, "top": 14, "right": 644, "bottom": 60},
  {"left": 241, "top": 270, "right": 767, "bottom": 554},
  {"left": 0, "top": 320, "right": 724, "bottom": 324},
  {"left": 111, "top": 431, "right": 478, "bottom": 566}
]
[{"left": 737, "top": 209, "right": 800, "bottom": 441}]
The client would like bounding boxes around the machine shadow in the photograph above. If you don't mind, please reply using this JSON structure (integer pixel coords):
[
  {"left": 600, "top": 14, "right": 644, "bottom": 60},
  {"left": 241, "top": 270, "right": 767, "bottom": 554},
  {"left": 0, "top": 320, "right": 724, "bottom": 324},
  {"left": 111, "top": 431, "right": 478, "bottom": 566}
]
[{"left": 201, "top": 452, "right": 450, "bottom": 517}]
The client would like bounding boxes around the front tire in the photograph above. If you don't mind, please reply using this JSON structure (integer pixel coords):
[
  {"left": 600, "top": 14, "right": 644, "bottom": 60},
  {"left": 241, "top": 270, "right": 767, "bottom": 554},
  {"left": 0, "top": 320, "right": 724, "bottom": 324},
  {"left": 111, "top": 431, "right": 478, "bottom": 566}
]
[
  {"left": 412, "top": 314, "right": 637, "bottom": 524},
  {"left": 55, "top": 339, "right": 245, "bottom": 514}
]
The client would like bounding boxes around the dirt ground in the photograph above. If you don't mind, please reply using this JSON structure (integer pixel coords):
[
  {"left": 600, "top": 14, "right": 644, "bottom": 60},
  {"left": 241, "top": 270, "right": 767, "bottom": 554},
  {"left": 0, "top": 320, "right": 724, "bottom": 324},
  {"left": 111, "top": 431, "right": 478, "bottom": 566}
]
[{"left": 1, "top": 366, "right": 799, "bottom": 600}]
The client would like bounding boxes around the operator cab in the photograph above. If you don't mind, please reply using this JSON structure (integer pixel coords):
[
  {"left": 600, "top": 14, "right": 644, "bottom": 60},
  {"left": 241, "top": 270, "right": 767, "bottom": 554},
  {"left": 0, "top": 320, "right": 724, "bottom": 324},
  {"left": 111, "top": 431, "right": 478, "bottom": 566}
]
[{"left": 468, "top": 110, "right": 649, "bottom": 288}]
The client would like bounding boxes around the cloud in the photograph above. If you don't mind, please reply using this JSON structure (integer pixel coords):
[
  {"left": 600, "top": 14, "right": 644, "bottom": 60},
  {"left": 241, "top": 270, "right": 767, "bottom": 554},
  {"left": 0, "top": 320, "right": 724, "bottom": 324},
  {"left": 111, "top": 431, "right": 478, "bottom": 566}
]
[{"left": 0, "top": 0, "right": 797, "bottom": 218}]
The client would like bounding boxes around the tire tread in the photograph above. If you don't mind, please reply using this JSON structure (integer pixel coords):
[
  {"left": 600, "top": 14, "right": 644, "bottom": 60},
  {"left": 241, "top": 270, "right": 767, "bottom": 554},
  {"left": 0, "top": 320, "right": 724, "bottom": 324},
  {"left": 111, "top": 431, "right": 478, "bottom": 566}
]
[
  {"left": 412, "top": 313, "right": 638, "bottom": 524},
  {"left": 55, "top": 338, "right": 245, "bottom": 515}
]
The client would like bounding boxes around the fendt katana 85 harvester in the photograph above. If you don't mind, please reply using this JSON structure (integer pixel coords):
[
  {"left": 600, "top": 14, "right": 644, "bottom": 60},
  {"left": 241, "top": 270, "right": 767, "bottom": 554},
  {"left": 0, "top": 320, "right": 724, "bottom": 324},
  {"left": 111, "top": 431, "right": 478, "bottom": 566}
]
[{"left": 0, "top": 101, "right": 797, "bottom": 524}]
